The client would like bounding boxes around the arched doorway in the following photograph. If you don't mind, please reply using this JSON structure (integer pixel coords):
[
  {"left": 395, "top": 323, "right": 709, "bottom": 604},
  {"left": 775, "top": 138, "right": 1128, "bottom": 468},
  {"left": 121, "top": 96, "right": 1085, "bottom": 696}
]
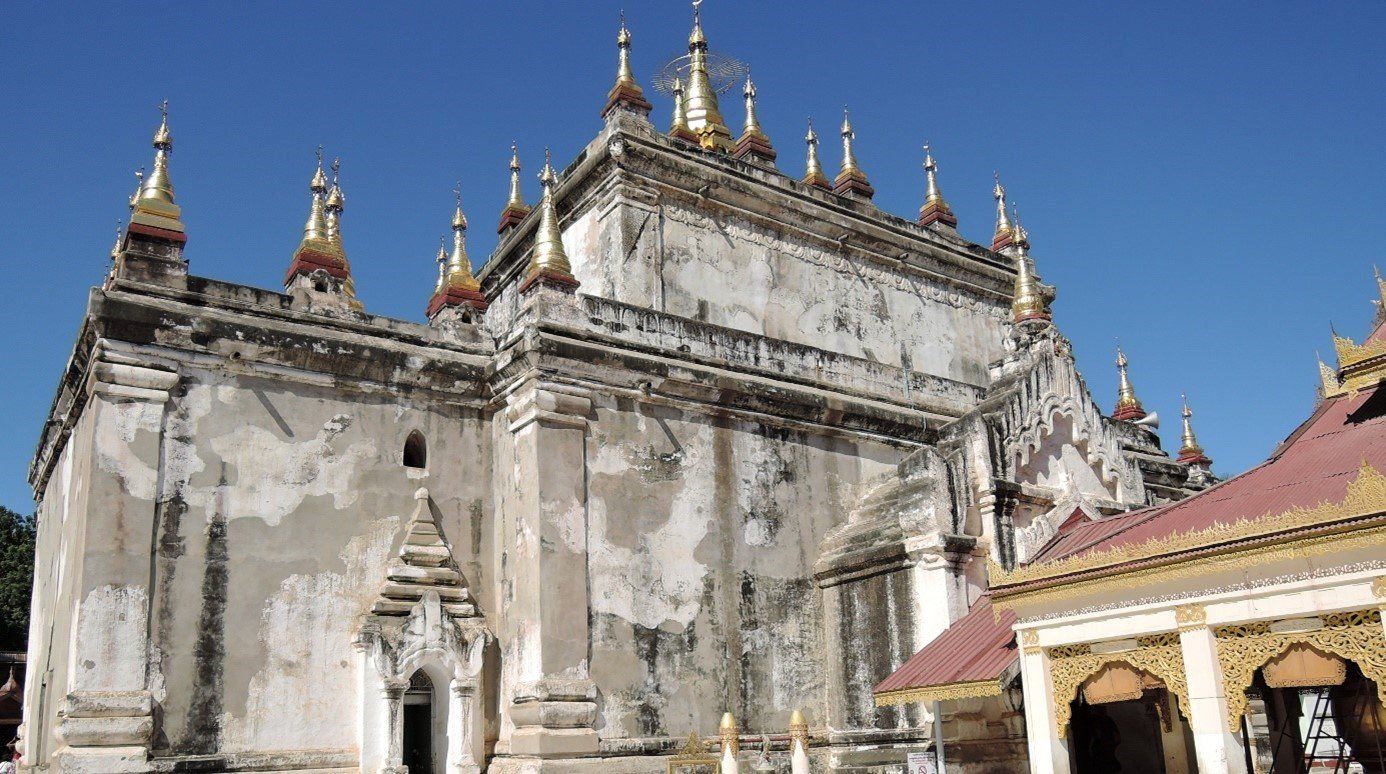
[
  {"left": 1245, "top": 645, "right": 1386, "bottom": 773},
  {"left": 1068, "top": 662, "right": 1197, "bottom": 773},
  {"left": 402, "top": 671, "right": 436, "bottom": 774}
]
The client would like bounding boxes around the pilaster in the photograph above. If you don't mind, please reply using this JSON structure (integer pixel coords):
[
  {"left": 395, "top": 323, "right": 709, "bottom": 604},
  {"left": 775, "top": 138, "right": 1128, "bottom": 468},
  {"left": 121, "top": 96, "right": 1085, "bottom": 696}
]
[
  {"left": 501, "top": 380, "right": 598, "bottom": 758},
  {"left": 50, "top": 344, "right": 177, "bottom": 773},
  {"left": 1017, "top": 634, "right": 1070, "bottom": 774},
  {"left": 1176, "top": 608, "right": 1247, "bottom": 774}
]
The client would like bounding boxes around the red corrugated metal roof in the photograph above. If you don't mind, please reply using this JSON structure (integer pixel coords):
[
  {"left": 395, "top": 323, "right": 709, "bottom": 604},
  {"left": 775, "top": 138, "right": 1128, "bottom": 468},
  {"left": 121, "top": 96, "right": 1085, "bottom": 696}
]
[
  {"left": 873, "top": 594, "right": 1016, "bottom": 697},
  {"left": 1033, "top": 382, "right": 1386, "bottom": 568}
]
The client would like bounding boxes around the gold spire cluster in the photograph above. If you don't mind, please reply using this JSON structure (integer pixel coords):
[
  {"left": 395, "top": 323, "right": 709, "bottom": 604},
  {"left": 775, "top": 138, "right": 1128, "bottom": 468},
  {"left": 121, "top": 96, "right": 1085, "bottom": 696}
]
[
  {"left": 497, "top": 142, "right": 532, "bottom": 235},
  {"left": 601, "top": 12, "right": 653, "bottom": 120},
  {"left": 802, "top": 119, "right": 831, "bottom": 190},
  {"left": 1111, "top": 344, "right": 1148, "bottom": 421},
  {"left": 1177, "top": 394, "right": 1212, "bottom": 465},
  {"left": 1009, "top": 211, "right": 1051, "bottom": 326},
  {"left": 681, "top": 4, "right": 734, "bottom": 152},
  {"left": 126, "top": 100, "right": 187, "bottom": 248},
  {"left": 917, "top": 143, "right": 957, "bottom": 228},
  {"left": 519, "top": 149, "right": 580, "bottom": 294},
  {"left": 428, "top": 187, "right": 488, "bottom": 318},
  {"left": 732, "top": 74, "right": 776, "bottom": 167},
  {"left": 832, "top": 109, "right": 875, "bottom": 200},
  {"left": 284, "top": 147, "right": 361, "bottom": 309}
]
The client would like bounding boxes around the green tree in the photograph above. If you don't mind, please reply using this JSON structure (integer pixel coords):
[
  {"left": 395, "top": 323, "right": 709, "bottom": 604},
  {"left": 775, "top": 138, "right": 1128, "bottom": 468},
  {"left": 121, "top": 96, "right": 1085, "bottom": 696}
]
[{"left": 0, "top": 506, "right": 36, "bottom": 652}]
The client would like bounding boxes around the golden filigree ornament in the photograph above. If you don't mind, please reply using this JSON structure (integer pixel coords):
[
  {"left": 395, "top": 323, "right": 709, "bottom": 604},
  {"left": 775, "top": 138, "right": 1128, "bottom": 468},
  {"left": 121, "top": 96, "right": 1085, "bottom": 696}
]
[
  {"left": 1214, "top": 608, "right": 1386, "bottom": 731},
  {"left": 875, "top": 678, "right": 1004, "bottom": 707},
  {"left": 1175, "top": 604, "right": 1207, "bottom": 632},
  {"left": 1047, "top": 633, "right": 1190, "bottom": 739},
  {"left": 668, "top": 731, "right": 720, "bottom": 774}
]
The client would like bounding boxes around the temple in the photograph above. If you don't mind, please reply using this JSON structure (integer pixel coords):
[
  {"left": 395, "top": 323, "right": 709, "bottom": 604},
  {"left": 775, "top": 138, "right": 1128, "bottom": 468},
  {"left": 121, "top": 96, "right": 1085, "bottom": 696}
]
[{"left": 19, "top": 6, "right": 1381, "bottom": 774}]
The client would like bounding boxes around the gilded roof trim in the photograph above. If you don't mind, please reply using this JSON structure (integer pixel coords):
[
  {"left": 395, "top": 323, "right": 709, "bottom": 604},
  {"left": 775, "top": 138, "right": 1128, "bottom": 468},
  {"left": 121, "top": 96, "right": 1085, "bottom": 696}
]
[
  {"left": 873, "top": 678, "right": 1004, "bottom": 707},
  {"left": 991, "top": 462, "right": 1386, "bottom": 589}
]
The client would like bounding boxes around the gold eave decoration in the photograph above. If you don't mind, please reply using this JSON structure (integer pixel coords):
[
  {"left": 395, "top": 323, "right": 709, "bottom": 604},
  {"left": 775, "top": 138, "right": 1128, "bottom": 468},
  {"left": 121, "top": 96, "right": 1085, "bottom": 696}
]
[
  {"left": 873, "top": 678, "right": 1004, "bottom": 707},
  {"left": 1334, "top": 333, "right": 1386, "bottom": 370},
  {"left": 991, "top": 461, "right": 1386, "bottom": 592}
]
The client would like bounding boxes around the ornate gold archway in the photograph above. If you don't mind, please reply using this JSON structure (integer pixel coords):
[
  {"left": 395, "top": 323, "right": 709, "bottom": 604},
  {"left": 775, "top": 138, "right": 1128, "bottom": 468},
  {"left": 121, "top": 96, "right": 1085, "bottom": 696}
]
[
  {"left": 1215, "top": 608, "right": 1386, "bottom": 731},
  {"left": 1048, "top": 632, "right": 1190, "bottom": 738}
]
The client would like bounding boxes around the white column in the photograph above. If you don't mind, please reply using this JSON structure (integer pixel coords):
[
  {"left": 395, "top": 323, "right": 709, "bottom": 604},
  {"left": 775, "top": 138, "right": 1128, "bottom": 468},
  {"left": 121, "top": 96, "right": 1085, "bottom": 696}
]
[
  {"left": 1178, "top": 626, "right": 1247, "bottom": 774},
  {"left": 1018, "top": 640, "right": 1070, "bottom": 774},
  {"left": 450, "top": 679, "right": 482, "bottom": 774}
]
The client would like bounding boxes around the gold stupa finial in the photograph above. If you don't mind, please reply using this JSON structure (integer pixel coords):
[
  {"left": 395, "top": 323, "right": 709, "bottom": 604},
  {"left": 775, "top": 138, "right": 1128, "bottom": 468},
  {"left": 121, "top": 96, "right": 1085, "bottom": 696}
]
[
  {"left": 681, "top": 0, "right": 734, "bottom": 152},
  {"left": 742, "top": 73, "right": 761, "bottom": 136},
  {"left": 498, "top": 141, "right": 532, "bottom": 234},
  {"left": 732, "top": 70, "right": 777, "bottom": 166},
  {"left": 992, "top": 171, "right": 1014, "bottom": 251},
  {"left": 1112, "top": 342, "right": 1148, "bottom": 421},
  {"left": 839, "top": 108, "right": 858, "bottom": 173},
  {"left": 1010, "top": 210, "right": 1050, "bottom": 326},
  {"left": 669, "top": 76, "right": 698, "bottom": 143},
  {"left": 616, "top": 11, "right": 635, "bottom": 85},
  {"left": 325, "top": 157, "right": 345, "bottom": 246},
  {"left": 832, "top": 107, "right": 874, "bottom": 199},
  {"left": 303, "top": 149, "right": 331, "bottom": 243},
  {"left": 719, "top": 711, "right": 739, "bottom": 755},
  {"left": 521, "top": 147, "right": 577, "bottom": 292},
  {"left": 128, "top": 167, "right": 145, "bottom": 209},
  {"left": 1177, "top": 393, "right": 1213, "bottom": 465},
  {"left": 602, "top": 10, "right": 653, "bottom": 120},
  {"left": 137, "top": 99, "right": 176, "bottom": 205},
  {"left": 917, "top": 142, "right": 959, "bottom": 228},
  {"left": 444, "top": 186, "right": 479, "bottom": 292},
  {"left": 434, "top": 236, "right": 447, "bottom": 293},
  {"left": 1011, "top": 203, "right": 1029, "bottom": 249},
  {"left": 803, "top": 118, "right": 830, "bottom": 189},
  {"left": 110, "top": 221, "right": 124, "bottom": 261}
]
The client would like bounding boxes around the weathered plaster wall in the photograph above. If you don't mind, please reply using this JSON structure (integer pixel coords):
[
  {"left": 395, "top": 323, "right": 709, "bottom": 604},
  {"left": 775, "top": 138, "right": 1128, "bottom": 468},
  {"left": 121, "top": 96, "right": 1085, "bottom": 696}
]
[
  {"left": 142, "top": 366, "right": 491, "bottom": 757},
  {"left": 580, "top": 395, "right": 904, "bottom": 741},
  {"left": 563, "top": 196, "right": 1009, "bottom": 386}
]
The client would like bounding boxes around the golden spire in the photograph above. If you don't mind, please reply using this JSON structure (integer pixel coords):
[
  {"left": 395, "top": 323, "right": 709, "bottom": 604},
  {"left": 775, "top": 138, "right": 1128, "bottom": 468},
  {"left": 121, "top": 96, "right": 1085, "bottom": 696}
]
[
  {"left": 602, "top": 11, "right": 653, "bottom": 119},
  {"left": 1177, "top": 393, "right": 1212, "bottom": 464},
  {"left": 434, "top": 237, "right": 447, "bottom": 294},
  {"left": 446, "top": 186, "right": 479, "bottom": 291},
  {"left": 1010, "top": 212, "right": 1050, "bottom": 325},
  {"left": 497, "top": 141, "right": 532, "bottom": 234},
  {"left": 303, "top": 147, "right": 331, "bottom": 244},
  {"left": 325, "top": 157, "right": 344, "bottom": 246},
  {"left": 1112, "top": 344, "right": 1148, "bottom": 421},
  {"left": 992, "top": 172, "right": 1014, "bottom": 251},
  {"left": 520, "top": 148, "right": 579, "bottom": 293},
  {"left": 681, "top": 2, "right": 734, "bottom": 152},
  {"left": 803, "top": 118, "right": 830, "bottom": 190},
  {"left": 918, "top": 142, "right": 958, "bottom": 228},
  {"left": 126, "top": 101, "right": 187, "bottom": 246},
  {"left": 428, "top": 188, "right": 488, "bottom": 317},
  {"left": 669, "top": 76, "right": 698, "bottom": 143},
  {"left": 832, "top": 108, "right": 874, "bottom": 200},
  {"left": 128, "top": 168, "right": 144, "bottom": 209},
  {"left": 138, "top": 100, "right": 176, "bottom": 205},
  {"left": 742, "top": 74, "right": 762, "bottom": 137},
  {"left": 110, "top": 222, "right": 124, "bottom": 261},
  {"left": 733, "top": 72, "right": 776, "bottom": 166}
]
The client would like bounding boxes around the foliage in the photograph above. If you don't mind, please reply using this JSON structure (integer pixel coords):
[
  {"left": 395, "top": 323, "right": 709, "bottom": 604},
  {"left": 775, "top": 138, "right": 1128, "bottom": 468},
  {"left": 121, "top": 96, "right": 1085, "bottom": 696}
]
[{"left": 0, "top": 506, "right": 35, "bottom": 652}]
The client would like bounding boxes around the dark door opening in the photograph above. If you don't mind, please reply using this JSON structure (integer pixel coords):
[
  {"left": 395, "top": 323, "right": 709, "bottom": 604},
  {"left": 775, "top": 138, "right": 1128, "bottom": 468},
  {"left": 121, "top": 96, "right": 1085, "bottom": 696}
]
[
  {"left": 403, "top": 671, "right": 434, "bottom": 774},
  {"left": 1070, "top": 694, "right": 1168, "bottom": 774}
]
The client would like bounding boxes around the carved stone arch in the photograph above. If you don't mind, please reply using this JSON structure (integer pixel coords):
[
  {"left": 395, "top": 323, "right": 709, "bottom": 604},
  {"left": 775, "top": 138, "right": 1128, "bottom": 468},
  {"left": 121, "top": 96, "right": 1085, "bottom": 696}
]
[{"left": 355, "top": 488, "right": 493, "bottom": 774}]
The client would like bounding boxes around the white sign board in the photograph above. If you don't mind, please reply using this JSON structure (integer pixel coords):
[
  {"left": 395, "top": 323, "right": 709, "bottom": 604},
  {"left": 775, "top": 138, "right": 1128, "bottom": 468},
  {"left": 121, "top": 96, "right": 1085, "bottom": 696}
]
[{"left": 906, "top": 751, "right": 937, "bottom": 774}]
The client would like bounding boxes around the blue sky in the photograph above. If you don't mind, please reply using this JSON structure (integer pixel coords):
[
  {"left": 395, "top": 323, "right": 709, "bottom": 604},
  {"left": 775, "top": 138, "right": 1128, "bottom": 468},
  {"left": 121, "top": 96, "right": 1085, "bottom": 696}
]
[{"left": 2, "top": 1, "right": 1384, "bottom": 511}]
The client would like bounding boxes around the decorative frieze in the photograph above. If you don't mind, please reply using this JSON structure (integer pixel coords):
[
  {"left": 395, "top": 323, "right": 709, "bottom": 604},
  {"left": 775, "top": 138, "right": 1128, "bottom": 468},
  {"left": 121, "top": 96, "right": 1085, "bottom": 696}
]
[{"left": 1046, "top": 633, "right": 1189, "bottom": 739}]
